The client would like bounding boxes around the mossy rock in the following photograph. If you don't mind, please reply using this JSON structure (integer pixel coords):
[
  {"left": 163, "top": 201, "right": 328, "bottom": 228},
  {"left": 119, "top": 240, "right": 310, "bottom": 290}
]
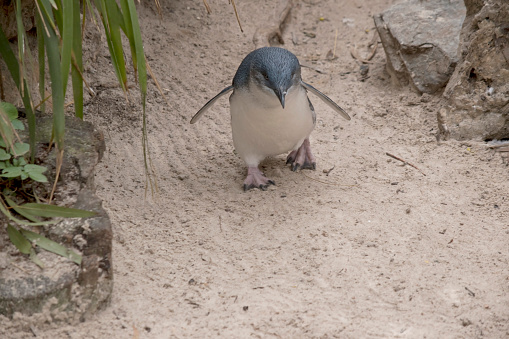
[{"left": 0, "top": 114, "right": 112, "bottom": 325}]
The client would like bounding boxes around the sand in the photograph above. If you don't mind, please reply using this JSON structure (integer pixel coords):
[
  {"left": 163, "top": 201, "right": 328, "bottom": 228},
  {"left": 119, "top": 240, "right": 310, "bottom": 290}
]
[{"left": 2, "top": 0, "right": 509, "bottom": 337}]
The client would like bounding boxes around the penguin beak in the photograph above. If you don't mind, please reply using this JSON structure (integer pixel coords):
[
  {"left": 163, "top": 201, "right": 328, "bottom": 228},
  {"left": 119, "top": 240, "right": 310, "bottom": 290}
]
[{"left": 277, "top": 88, "right": 287, "bottom": 109}]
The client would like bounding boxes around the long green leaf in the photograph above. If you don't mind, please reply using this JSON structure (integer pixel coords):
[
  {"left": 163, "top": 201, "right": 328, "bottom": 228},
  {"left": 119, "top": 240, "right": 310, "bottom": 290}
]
[
  {"left": 0, "top": 25, "right": 36, "bottom": 161},
  {"left": 30, "top": 247, "right": 44, "bottom": 268},
  {"left": 105, "top": 0, "right": 128, "bottom": 91},
  {"left": 93, "top": 0, "right": 126, "bottom": 93},
  {"left": 52, "top": 0, "right": 63, "bottom": 32},
  {"left": 21, "top": 228, "right": 82, "bottom": 265},
  {"left": 4, "top": 196, "right": 42, "bottom": 223},
  {"left": 48, "top": 0, "right": 57, "bottom": 10},
  {"left": 7, "top": 224, "right": 31, "bottom": 254},
  {"left": 119, "top": 0, "right": 137, "bottom": 79},
  {"left": 16, "top": 203, "right": 96, "bottom": 218},
  {"left": 124, "top": 0, "right": 146, "bottom": 93},
  {"left": 36, "top": 5, "right": 46, "bottom": 114},
  {"left": 0, "top": 103, "right": 15, "bottom": 152},
  {"left": 84, "top": 0, "right": 99, "bottom": 29},
  {"left": 0, "top": 26, "right": 21, "bottom": 87},
  {"left": 123, "top": 0, "right": 155, "bottom": 193},
  {"left": 39, "top": 0, "right": 64, "bottom": 152},
  {"left": 17, "top": 0, "right": 38, "bottom": 96},
  {"left": 36, "top": 0, "right": 57, "bottom": 33},
  {"left": 71, "top": 0, "right": 84, "bottom": 119},
  {"left": 0, "top": 196, "right": 55, "bottom": 226},
  {"left": 15, "top": 0, "right": 25, "bottom": 97},
  {"left": 60, "top": 0, "right": 73, "bottom": 95},
  {"left": 111, "top": 2, "right": 127, "bottom": 33}
]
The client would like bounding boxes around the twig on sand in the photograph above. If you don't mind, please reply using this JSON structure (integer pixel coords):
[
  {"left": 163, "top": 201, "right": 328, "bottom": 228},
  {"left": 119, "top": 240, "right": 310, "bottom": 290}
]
[
  {"left": 154, "top": 0, "right": 162, "bottom": 17},
  {"left": 333, "top": 28, "right": 338, "bottom": 59},
  {"left": 350, "top": 30, "right": 379, "bottom": 64},
  {"left": 301, "top": 172, "right": 358, "bottom": 187},
  {"left": 230, "top": 0, "right": 244, "bottom": 32},
  {"left": 386, "top": 152, "right": 426, "bottom": 176},
  {"left": 203, "top": 0, "right": 211, "bottom": 14},
  {"left": 201, "top": 0, "right": 243, "bottom": 32},
  {"left": 465, "top": 286, "right": 475, "bottom": 297},
  {"left": 323, "top": 165, "right": 335, "bottom": 176},
  {"left": 253, "top": 0, "right": 294, "bottom": 48},
  {"left": 300, "top": 62, "right": 326, "bottom": 74},
  {"left": 487, "top": 142, "right": 509, "bottom": 149}
]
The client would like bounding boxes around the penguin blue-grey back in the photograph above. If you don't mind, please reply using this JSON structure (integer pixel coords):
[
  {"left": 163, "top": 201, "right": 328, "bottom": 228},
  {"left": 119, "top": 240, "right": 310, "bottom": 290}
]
[{"left": 191, "top": 47, "right": 350, "bottom": 191}]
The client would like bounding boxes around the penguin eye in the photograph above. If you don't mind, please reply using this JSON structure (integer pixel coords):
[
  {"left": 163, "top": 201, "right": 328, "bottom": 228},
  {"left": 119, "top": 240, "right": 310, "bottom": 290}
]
[{"left": 262, "top": 72, "right": 269, "bottom": 81}]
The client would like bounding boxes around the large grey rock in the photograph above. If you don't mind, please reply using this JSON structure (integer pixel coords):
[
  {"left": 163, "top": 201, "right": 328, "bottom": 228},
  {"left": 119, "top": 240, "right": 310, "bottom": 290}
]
[
  {"left": 0, "top": 114, "right": 111, "bottom": 325},
  {"left": 0, "top": 0, "right": 35, "bottom": 40},
  {"left": 440, "top": 0, "right": 509, "bottom": 140},
  {"left": 374, "top": 0, "right": 466, "bottom": 94}
]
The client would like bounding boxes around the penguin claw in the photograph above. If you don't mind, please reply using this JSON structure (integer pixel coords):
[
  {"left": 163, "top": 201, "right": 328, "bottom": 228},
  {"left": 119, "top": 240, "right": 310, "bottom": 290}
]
[
  {"left": 301, "top": 162, "right": 316, "bottom": 170},
  {"left": 287, "top": 138, "right": 316, "bottom": 172},
  {"left": 243, "top": 167, "right": 276, "bottom": 192},
  {"left": 286, "top": 150, "right": 297, "bottom": 164}
]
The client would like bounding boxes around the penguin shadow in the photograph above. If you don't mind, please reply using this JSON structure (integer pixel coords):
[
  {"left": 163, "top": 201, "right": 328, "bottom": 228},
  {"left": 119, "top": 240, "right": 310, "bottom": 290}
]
[
  {"left": 258, "top": 156, "right": 309, "bottom": 186},
  {"left": 259, "top": 156, "right": 284, "bottom": 173}
]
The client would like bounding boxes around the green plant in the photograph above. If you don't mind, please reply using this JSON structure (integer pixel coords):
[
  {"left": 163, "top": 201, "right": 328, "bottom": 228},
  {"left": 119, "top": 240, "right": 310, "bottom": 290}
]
[
  {"left": 7, "top": 224, "right": 82, "bottom": 267},
  {"left": 0, "top": 102, "right": 48, "bottom": 183},
  {"left": 0, "top": 0, "right": 155, "bottom": 269},
  {"left": 0, "top": 0, "right": 156, "bottom": 265},
  {"left": 0, "top": 100, "right": 95, "bottom": 268},
  {"left": 0, "top": 0, "right": 155, "bottom": 199}
]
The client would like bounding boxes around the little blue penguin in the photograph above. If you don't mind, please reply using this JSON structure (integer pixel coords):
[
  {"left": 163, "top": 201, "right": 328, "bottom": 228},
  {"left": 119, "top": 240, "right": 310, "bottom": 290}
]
[{"left": 191, "top": 47, "right": 350, "bottom": 191}]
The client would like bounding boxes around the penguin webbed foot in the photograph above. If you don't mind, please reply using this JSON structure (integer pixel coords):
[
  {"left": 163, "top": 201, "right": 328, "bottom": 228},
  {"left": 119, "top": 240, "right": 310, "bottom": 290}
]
[
  {"left": 243, "top": 167, "right": 276, "bottom": 191},
  {"left": 286, "top": 138, "right": 316, "bottom": 172}
]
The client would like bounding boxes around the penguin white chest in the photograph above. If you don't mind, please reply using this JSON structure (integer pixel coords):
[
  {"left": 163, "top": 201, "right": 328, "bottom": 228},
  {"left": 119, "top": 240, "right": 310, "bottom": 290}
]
[{"left": 230, "top": 86, "right": 314, "bottom": 167}]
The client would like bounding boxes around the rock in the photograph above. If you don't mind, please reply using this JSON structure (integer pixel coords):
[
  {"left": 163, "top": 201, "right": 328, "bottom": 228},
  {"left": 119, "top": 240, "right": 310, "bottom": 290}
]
[
  {"left": 441, "top": 0, "right": 509, "bottom": 140},
  {"left": 0, "top": 114, "right": 112, "bottom": 324},
  {"left": 0, "top": 252, "right": 9, "bottom": 270},
  {"left": 374, "top": 0, "right": 466, "bottom": 94},
  {"left": 0, "top": 0, "right": 35, "bottom": 40}
]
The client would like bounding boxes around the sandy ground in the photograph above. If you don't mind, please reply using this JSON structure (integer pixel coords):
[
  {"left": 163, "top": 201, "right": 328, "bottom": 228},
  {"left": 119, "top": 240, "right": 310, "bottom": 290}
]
[{"left": 3, "top": 0, "right": 509, "bottom": 337}]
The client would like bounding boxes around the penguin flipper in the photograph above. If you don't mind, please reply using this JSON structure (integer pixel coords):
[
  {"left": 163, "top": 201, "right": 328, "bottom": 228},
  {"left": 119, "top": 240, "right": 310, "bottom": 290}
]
[
  {"left": 301, "top": 81, "right": 351, "bottom": 121},
  {"left": 190, "top": 86, "right": 234, "bottom": 124}
]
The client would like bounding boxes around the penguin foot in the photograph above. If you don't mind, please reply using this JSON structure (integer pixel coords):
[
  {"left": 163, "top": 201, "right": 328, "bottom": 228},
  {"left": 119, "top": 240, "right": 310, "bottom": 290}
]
[
  {"left": 286, "top": 138, "right": 316, "bottom": 171},
  {"left": 243, "top": 166, "right": 276, "bottom": 191}
]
